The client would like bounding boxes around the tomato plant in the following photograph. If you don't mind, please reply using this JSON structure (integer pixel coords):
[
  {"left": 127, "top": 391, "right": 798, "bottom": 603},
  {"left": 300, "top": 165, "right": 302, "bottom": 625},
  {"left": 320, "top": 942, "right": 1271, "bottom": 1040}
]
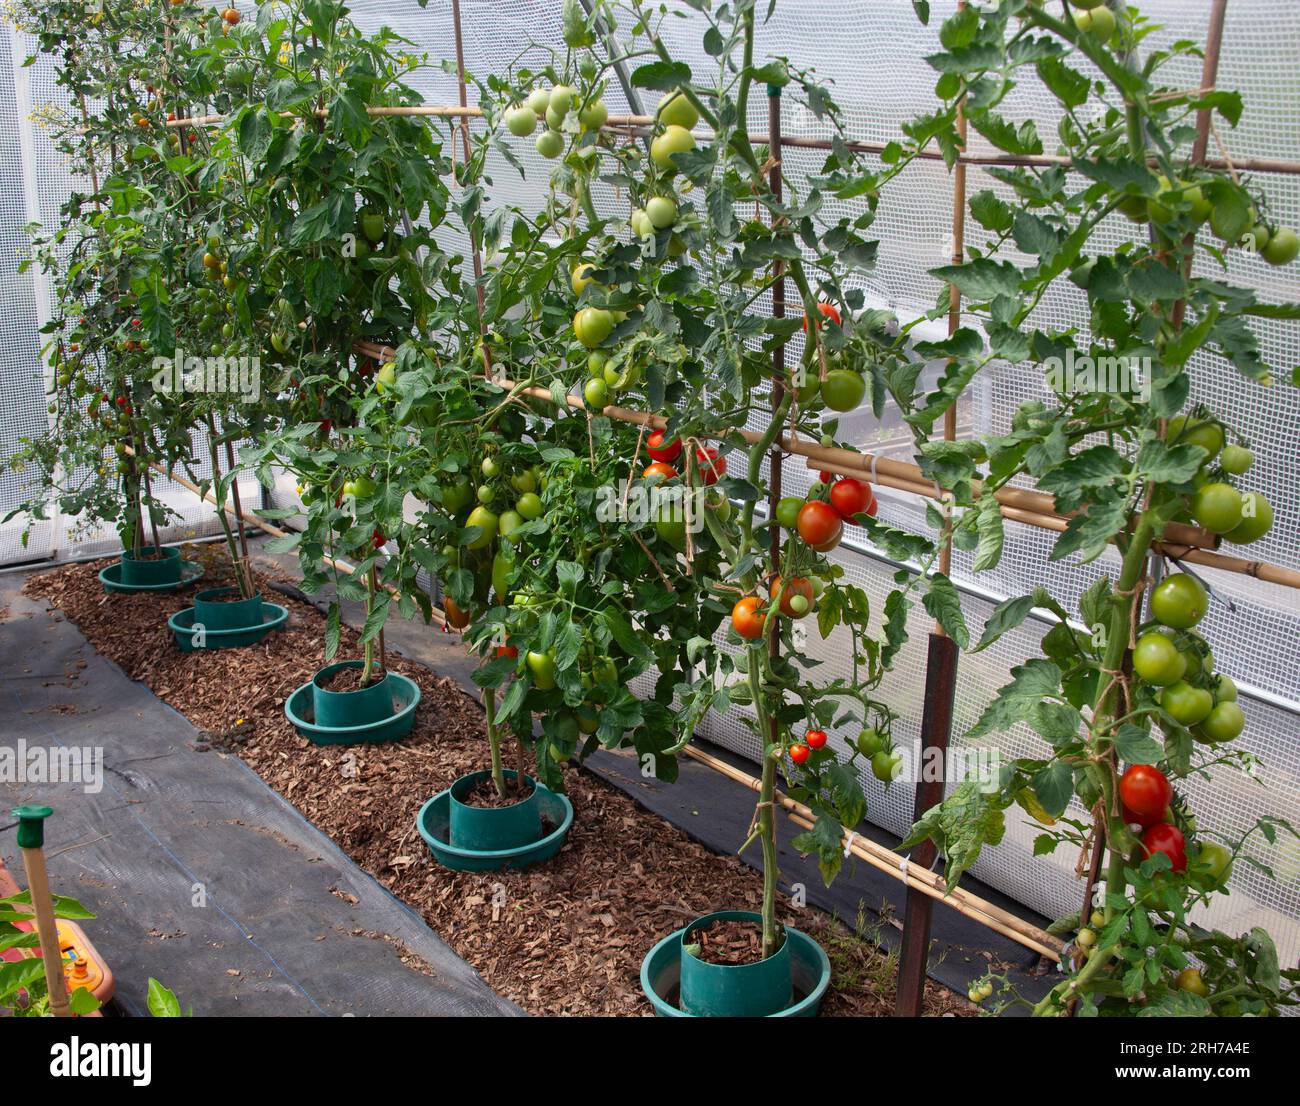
[{"left": 890, "top": 0, "right": 1300, "bottom": 1017}]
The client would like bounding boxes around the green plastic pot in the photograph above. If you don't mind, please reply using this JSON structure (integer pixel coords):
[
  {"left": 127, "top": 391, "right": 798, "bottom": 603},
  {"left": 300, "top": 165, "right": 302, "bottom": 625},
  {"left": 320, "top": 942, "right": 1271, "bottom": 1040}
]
[
  {"left": 677, "top": 911, "right": 791, "bottom": 1017},
  {"left": 641, "top": 911, "right": 831, "bottom": 1017},
  {"left": 284, "top": 670, "right": 420, "bottom": 746},
  {"left": 311, "top": 661, "right": 396, "bottom": 729},
  {"left": 193, "top": 587, "right": 264, "bottom": 631},
  {"left": 168, "top": 602, "right": 288, "bottom": 652},
  {"left": 417, "top": 779, "right": 573, "bottom": 872},
  {"left": 99, "top": 557, "right": 204, "bottom": 594},
  {"left": 448, "top": 770, "right": 542, "bottom": 852},
  {"left": 120, "top": 546, "right": 183, "bottom": 586}
]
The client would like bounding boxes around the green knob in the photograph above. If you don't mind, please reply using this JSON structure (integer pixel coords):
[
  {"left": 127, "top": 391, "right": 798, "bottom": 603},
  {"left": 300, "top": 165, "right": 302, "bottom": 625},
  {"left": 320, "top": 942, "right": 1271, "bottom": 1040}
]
[{"left": 11, "top": 805, "right": 52, "bottom": 849}]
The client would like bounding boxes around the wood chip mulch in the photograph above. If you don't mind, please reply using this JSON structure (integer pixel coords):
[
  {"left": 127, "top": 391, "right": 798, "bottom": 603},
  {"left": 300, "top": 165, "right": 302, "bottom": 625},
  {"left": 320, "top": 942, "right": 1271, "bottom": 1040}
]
[{"left": 24, "top": 546, "right": 971, "bottom": 1018}]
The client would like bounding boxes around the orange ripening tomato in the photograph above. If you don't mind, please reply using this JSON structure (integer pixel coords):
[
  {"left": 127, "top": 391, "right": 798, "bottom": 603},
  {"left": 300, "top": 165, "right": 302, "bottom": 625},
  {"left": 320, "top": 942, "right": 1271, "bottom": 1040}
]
[
  {"left": 770, "top": 575, "right": 814, "bottom": 618},
  {"left": 643, "top": 461, "right": 678, "bottom": 481},
  {"left": 731, "top": 596, "right": 767, "bottom": 640},
  {"left": 797, "top": 500, "right": 842, "bottom": 547},
  {"left": 443, "top": 597, "right": 471, "bottom": 629},
  {"left": 495, "top": 644, "right": 518, "bottom": 659},
  {"left": 801, "top": 302, "right": 842, "bottom": 333}
]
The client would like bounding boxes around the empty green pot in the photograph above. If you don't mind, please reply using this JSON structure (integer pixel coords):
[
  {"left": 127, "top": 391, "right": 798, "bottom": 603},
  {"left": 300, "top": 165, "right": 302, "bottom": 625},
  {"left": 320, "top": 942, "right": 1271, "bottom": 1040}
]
[
  {"left": 678, "top": 910, "right": 792, "bottom": 1017},
  {"left": 311, "top": 661, "right": 396, "bottom": 729},
  {"left": 448, "top": 770, "right": 542, "bottom": 852},
  {"left": 120, "top": 546, "right": 183, "bottom": 586},
  {"left": 193, "top": 587, "right": 264, "bottom": 631}
]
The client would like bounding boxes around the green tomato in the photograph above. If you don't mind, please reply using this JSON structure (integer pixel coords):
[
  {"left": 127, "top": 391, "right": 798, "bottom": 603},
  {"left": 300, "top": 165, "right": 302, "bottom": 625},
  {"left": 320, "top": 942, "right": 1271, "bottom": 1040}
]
[
  {"left": 1150, "top": 573, "right": 1208, "bottom": 630},
  {"left": 654, "top": 512, "right": 686, "bottom": 549},
  {"left": 1194, "top": 482, "right": 1244, "bottom": 534},
  {"left": 575, "top": 703, "right": 600, "bottom": 734},
  {"left": 465, "top": 506, "right": 498, "bottom": 550},
  {"left": 583, "top": 377, "right": 609, "bottom": 409},
  {"left": 491, "top": 551, "right": 514, "bottom": 602},
  {"left": 1192, "top": 841, "right": 1234, "bottom": 887},
  {"left": 505, "top": 105, "right": 537, "bottom": 137},
  {"left": 1214, "top": 674, "right": 1238, "bottom": 703},
  {"left": 1218, "top": 444, "right": 1254, "bottom": 475},
  {"left": 1133, "top": 631, "right": 1187, "bottom": 687},
  {"left": 630, "top": 209, "right": 653, "bottom": 238},
  {"left": 650, "top": 124, "right": 696, "bottom": 171},
  {"left": 481, "top": 455, "right": 501, "bottom": 479},
  {"left": 578, "top": 99, "right": 608, "bottom": 130},
  {"left": 646, "top": 196, "right": 678, "bottom": 229},
  {"left": 498, "top": 509, "right": 525, "bottom": 543},
  {"left": 1261, "top": 226, "right": 1300, "bottom": 266},
  {"left": 526, "top": 650, "right": 557, "bottom": 690},
  {"left": 358, "top": 209, "right": 387, "bottom": 244},
  {"left": 526, "top": 88, "right": 550, "bottom": 115},
  {"left": 548, "top": 85, "right": 575, "bottom": 115},
  {"left": 857, "top": 728, "right": 885, "bottom": 757},
  {"left": 375, "top": 363, "right": 397, "bottom": 395},
  {"left": 1167, "top": 415, "right": 1224, "bottom": 461},
  {"left": 442, "top": 478, "right": 472, "bottom": 514},
  {"left": 1196, "top": 701, "right": 1245, "bottom": 744},
  {"left": 871, "top": 749, "right": 903, "bottom": 783},
  {"left": 656, "top": 92, "right": 699, "bottom": 130},
  {"left": 1224, "top": 492, "right": 1273, "bottom": 544},
  {"left": 477, "top": 484, "right": 495, "bottom": 505},
  {"left": 587, "top": 351, "right": 607, "bottom": 378},
  {"left": 535, "top": 129, "right": 564, "bottom": 159},
  {"left": 513, "top": 493, "right": 543, "bottom": 522},
  {"left": 1159, "top": 681, "right": 1214, "bottom": 727},
  {"left": 574, "top": 306, "right": 615, "bottom": 350},
  {"left": 819, "top": 369, "right": 867, "bottom": 413},
  {"left": 775, "top": 496, "right": 804, "bottom": 530}
]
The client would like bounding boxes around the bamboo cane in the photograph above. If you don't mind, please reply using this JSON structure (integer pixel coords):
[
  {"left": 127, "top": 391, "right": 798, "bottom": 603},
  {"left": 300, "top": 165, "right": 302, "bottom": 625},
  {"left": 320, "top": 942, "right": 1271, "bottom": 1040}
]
[{"left": 10, "top": 806, "right": 72, "bottom": 1017}]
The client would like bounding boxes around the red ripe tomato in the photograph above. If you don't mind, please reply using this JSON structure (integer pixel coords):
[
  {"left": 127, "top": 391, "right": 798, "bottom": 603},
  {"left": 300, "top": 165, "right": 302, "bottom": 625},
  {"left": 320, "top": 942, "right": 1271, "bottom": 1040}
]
[
  {"left": 1119, "top": 764, "right": 1172, "bottom": 821},
  {"left": 805, "top": 729, "right": 827, "bottom": 749},
  {"left": 495, "top": 644, "right": 518, "bottom": 659},
  {"left": 695, "top": 447, "right": 726, "bottom": 485},
  {"left": 731, "top": 596, "right": 766, "bottom": 640},
  {"left": 797, "top": 500, "right": 842, "bottom": 546},
  {"left": 801, "top": 302, "right": 842, "bottom": 333},
  {"left": 372, "top": 528, "right": 386, "bottom": 549},
  {"left": 116, "top": 396, "right": 127, "bottom": 407},
  {"left": 646, "top": 429, "right": 682, "bottom": 463},
  {"left": 789, "top": 743, "right": 811, "bottom": 765},
  {"left": 319, "top": 418, "right": 333, "bottom": 434},
  {"left": 1121, "top": 799, "right": 1167, "bottom": 829},
  {"left": 818, "top": 470, "right": 834, "bottom": 483},
  {"left": 1141, "top": 823, "right": 1187, "bottom": 872},
  {"left": 829, "top": 477, "right": 876, "bottom": 522},
  {"left": 643, "top": 461, "right": 678, "bottom": 481}
]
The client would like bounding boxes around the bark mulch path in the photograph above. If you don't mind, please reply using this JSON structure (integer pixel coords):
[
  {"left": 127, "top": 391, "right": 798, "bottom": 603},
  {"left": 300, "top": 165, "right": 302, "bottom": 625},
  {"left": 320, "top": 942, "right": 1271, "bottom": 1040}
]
[{"left": 24, "top": 546, "right": 971, "bottom": 1017}]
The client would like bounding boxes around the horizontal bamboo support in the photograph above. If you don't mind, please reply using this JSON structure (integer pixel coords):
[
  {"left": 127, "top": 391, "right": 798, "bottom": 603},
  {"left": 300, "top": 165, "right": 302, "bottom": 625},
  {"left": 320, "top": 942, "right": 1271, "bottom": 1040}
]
[
  {"left": 163, "top": 103, "right": 1300, "bottom": 176},
  {"left": 681, "top": 745, "right": 1063, "bottom": 960}
]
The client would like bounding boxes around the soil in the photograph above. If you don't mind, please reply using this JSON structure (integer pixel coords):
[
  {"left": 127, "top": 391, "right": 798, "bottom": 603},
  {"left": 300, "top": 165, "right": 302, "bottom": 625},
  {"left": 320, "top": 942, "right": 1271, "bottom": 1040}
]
[
  {"left": 23, "top": 544, "right": 974, "bottom": 1018},
  {"left": 687, "top": 917, "right": 766, "bottom": 965},
  {"left": 317, "top": 664, "right": 387, "bottom": 693},
  {"left": 460, "top": 775, "right": 536, "bottom": 808}
]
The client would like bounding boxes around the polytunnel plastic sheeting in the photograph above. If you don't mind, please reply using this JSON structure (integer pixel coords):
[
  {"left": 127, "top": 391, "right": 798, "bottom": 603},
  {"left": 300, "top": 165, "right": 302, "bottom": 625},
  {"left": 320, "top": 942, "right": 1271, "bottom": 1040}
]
[{"left": 4, "top": 0, "right": 1298, "bottom": 973}]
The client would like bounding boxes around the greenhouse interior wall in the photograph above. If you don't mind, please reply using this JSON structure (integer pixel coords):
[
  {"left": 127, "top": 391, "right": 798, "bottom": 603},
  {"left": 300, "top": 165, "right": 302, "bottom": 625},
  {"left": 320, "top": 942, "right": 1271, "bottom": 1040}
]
[{"left": 1, "top": 0, "right": 1296, "bottom": 970}]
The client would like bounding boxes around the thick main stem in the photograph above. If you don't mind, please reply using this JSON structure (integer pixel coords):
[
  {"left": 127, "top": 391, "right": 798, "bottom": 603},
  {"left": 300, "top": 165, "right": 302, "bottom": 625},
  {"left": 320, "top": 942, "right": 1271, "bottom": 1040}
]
[{"left": 485, "top": 686, "right": 506, "bottom": 797}]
